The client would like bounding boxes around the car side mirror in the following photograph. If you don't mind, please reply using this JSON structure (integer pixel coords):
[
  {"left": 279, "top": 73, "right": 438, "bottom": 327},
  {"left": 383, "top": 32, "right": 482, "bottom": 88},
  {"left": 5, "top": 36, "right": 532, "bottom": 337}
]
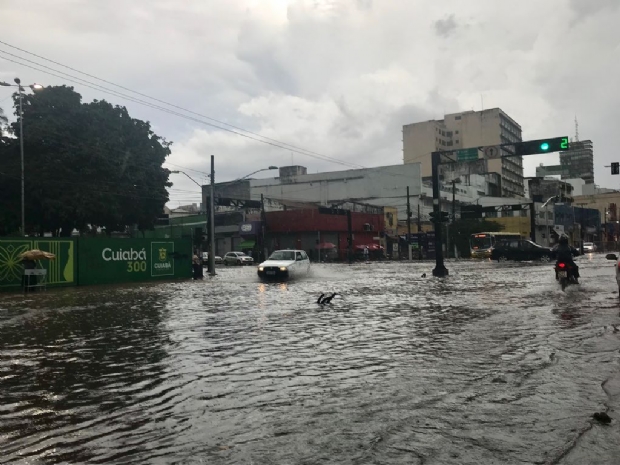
[{"left": 606, "top": 253, "right": 618, "bottom": 261}]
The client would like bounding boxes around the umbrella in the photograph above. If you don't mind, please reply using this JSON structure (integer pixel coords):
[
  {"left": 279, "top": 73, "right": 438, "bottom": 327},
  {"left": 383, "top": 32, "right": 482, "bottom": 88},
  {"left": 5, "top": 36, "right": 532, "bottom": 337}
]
[
  {"left": 19, "top": 249, "right": 56, "bottom": 260},
  {"left": 316, "top": 242, "right": 336, "bottom": 250}
]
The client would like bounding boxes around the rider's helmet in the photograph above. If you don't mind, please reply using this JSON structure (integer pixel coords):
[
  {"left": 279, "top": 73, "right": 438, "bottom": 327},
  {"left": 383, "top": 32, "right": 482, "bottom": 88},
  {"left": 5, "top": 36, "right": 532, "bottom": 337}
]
[{"left": 558, "top": 234, "right": 569, "bottom": 246}]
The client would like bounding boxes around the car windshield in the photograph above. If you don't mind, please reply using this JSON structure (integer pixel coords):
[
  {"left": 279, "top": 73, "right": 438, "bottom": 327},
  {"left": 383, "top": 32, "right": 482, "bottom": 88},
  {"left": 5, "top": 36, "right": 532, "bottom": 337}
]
[
  {"left": 471, "top": 236, "right": 492, "bottom": 249},
  {"left": 268, "top": 251, "right": 295, "bottom": 261}
]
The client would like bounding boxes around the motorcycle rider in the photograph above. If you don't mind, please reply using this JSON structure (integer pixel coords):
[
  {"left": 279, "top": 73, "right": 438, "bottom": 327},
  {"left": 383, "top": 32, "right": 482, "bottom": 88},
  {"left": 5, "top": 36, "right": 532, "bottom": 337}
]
[{"left": 555, "top": 234, "right": 579, "bottom": 283}]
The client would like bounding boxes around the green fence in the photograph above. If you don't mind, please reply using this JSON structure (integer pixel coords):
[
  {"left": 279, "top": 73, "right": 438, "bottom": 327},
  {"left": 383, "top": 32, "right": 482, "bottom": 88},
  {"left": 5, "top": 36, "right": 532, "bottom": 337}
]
[
  {"left": 77, "top": 238, "right": 192, "bottom": 286},
  {"left": 0, "top": 237, "right": 192, "bottom": 290},
  {"left": 0, "top": 238, "right": 77, "bottom": 290}
]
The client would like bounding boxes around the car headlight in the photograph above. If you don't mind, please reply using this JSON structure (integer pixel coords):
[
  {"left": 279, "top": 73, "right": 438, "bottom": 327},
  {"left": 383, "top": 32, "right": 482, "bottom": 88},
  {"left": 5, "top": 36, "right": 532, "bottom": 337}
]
[
  {"left": 279, "top": 266, "right": 287, "bottom": 271},
  {"left": 259, "top": 267, "right": 264, "bottom": 271}
]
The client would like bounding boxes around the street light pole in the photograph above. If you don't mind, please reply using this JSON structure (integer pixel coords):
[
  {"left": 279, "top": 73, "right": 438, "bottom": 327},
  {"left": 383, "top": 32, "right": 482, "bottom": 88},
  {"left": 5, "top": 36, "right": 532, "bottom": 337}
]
[
  {"left": 16, "top": 78, "right": 25, "bottom": 237},
  {"left": 1, "top": 79, "right": 44, "bottom": 237},
  {"left": 406, "top": 186, "right": 411, "bottom": 261},
  {"left": 541, "top": 196, "right": 557, "bottom": 247},
  {"left": 209, "top": 155, "right": 216, "bottom": 276}
]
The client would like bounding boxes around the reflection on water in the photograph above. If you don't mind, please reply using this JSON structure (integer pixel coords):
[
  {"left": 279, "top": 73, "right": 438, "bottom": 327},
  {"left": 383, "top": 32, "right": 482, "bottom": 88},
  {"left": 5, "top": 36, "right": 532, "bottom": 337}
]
[{"left": 0, "top": 258, "right": 619, "bottom": 464}]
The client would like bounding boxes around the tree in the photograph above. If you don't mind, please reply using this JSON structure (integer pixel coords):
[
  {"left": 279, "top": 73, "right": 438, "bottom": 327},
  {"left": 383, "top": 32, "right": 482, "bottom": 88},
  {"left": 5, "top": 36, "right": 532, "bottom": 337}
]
[
  {"left": 0, "top": 86, "right": 171, "bottom": 236},
  {"left": 447, "top": 219, "right": 504, "bottom": 258},
  {"left": 0, "top": 105, "right": 6, "bottom": 127}
]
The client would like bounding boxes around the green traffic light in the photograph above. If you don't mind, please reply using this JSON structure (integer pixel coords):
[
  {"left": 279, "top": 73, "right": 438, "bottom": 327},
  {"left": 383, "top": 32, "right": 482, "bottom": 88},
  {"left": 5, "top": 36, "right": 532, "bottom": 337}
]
[{"left": 540, "top": 142, "right": 550, "bottom": 151}]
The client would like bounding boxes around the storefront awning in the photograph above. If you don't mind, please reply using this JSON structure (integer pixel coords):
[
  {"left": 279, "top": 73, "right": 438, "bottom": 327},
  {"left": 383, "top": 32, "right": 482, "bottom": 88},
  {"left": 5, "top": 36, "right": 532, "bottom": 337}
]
[{"left": 239, "top": 240, "right": 256, "bottom": 249}]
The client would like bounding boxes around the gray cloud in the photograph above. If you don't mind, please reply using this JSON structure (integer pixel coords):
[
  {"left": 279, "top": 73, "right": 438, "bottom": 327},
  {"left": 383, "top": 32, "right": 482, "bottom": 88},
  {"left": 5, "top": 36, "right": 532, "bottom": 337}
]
[
  {"left": 434, "top": 14, "right": 457, "bottom": 37},
  {"left": 0, "top": 0, "right": 618, "bottom": 203}
]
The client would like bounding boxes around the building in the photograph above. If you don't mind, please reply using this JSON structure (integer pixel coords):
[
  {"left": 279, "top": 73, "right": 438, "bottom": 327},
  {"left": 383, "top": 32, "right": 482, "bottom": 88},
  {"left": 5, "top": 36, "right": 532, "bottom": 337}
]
[
  {"left": 526, "top": 177, "right": 574, "bottom": 204},
  {"left": 535, "top": 164, "right": 566, "bottom": 178},
  {"left": 560, "top": 140, "right": 594, "bottom": 184},
  {"left": 403, "top": 108, "right": 524, "bottom": 197},
  {"left": 212, "top": 164, "right": 423, "bottom": 222},
  {"left": 535, "top": 140, "right": 594, "bottom": 185},
  {"left": 573, "top": 190, "right": 620, "bottom": 242},
  {"left": 265, "top": 207, "right": 385, "bottom": 261}
]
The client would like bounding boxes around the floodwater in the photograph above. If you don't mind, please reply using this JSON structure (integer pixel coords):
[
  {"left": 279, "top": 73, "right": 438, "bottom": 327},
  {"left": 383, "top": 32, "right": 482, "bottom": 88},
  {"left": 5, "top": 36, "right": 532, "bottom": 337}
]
[{"left": 1, "top": 255, "right": 619, "bottom": 464}]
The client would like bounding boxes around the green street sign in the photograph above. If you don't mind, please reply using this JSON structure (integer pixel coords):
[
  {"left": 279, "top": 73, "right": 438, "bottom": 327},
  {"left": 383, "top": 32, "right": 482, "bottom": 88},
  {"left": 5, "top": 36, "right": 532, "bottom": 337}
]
[{"left": 457, "top": 148, "right": 479, "bottom": 161}]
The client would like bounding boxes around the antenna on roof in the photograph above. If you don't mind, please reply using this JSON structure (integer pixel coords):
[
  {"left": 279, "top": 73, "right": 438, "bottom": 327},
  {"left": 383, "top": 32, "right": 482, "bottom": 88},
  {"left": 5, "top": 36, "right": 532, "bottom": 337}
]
[{"left": 575, "top": 115, "right": 579, "bottom": 142}]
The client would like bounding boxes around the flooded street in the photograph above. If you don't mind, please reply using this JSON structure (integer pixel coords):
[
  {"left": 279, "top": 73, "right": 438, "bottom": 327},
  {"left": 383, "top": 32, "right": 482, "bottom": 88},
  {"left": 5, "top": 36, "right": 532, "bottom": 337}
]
[{"left": 1, "top": 256, "right": 620, "bottom": 464}]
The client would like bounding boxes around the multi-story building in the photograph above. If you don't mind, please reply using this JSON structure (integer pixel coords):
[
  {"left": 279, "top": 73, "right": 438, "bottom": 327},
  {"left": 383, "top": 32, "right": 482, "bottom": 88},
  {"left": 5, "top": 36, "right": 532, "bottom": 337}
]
[
  {"left": 560, "top": 140, "right": 594, "bottom": 184},
  {"left": 535, "top": 140, "right": 594, "bottom": 185},
  {"left": 403, "top": 108, "right": 524, "bottom": 197}
]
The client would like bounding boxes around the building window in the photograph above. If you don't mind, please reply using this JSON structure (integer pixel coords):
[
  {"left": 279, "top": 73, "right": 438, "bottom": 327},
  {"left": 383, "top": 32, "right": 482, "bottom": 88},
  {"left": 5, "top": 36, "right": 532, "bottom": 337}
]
[
  {"left": 455, "top": 130, "right": 459, "bottom": 134},
  {"left": 455, "top": 139, "right": 459, "bottom": 144},
  {"left": 455, "top": 116, "right": 461, "bottom": 120}
]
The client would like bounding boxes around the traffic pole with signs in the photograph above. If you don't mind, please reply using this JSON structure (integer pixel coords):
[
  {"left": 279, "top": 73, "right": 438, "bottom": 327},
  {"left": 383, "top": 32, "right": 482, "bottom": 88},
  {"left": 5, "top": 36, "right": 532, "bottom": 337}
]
[{"left": 430, "top": 136, "right": 568, "bottom": 278}]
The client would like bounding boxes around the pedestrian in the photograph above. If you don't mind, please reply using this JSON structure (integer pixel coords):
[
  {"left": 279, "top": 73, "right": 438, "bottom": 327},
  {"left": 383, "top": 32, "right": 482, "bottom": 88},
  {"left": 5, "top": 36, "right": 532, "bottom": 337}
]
[
  {"left": 21, "top": 258, "right": 36, "bottom": 292},
  {"left": 192, "top": 253, "right": 203, "bottom": 280},
  {"left": 363, "top": 246, "right": 370, "bottom": 262}
]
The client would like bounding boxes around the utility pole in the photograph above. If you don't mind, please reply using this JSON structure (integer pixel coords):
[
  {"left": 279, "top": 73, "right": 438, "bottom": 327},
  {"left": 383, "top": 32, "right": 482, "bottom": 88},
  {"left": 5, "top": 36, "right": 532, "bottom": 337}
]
[
  {"left": 260, "top": 193, "right": 267, "bottom": 262},
  {"left": 431, "top": 151, "right": 448, "bottom": 277},
  {"left": 347, "top": 210, "right": 353, "bottom": 265},
  {"left": 208, "top": 155, "right": 216, "bottom": 276},
  {"left": 417, "top": 203, "right": 421, "bottom": 232},
  {"left": 529, "top": 202, "right": 536, "bottom": 243},
  {"left": 17, "top": 79, "right": 25, "bottom": 237},
  {"left": 406, "top": 186, "right": 412, "bottom": 261},
  {"left": 448, "top": 178, "right": 461, "bottom": 258}
]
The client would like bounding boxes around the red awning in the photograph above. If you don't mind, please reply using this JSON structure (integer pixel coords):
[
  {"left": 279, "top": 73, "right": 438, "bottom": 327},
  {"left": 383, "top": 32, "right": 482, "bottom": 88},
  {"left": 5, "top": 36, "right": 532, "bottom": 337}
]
[{"left": 316, "top": 242, "right": 336, "bottom": 250}]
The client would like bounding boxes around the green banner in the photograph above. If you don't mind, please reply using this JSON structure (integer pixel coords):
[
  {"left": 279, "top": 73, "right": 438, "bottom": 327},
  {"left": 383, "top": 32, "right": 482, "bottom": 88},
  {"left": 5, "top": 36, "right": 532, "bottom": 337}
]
[
  {"left": 151, "top": 241, "right": 175, "bottom": 277},
  {"left": 0, "top": 238, "right": 77, "bottom": 290},
  {"left": 77, "top": 238, "right": 191, "bottom": 286}
]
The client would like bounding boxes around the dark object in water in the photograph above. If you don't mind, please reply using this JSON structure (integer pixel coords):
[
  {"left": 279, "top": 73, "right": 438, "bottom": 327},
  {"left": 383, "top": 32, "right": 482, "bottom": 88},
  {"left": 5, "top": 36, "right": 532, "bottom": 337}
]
[
  {"left": 318, "top": 293, "right": 337, "bottom": 305},
  {"left": 592, "top": 412, "right": 612, "bottom": 424},
  {"left": 421, "top": 273, "right": 426, "bottom": 278}
]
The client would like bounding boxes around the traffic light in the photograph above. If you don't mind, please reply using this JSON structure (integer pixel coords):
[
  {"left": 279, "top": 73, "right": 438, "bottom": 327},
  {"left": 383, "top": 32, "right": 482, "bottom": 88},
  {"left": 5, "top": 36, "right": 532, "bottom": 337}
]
[
  {"left": 461, "top": 205, "right": 483, "bottom": 220},
  {"left": 513, "top": 137, "right": 569, "bottom": 156},
  {"left": 612, "top": 162, "right": 619, "bottom": 175},
  {"left": 429, "top": 211, "right": 449, "bottom": 223}
]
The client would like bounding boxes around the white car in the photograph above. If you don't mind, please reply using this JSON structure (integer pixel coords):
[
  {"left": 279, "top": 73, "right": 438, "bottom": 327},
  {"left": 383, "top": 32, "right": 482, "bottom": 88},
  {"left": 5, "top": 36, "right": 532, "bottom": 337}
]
[
  {"left": 583, "top": 242, "right": 597, "bottom": 253},
  {"left": 606, "top": 253, "right": 620, "bottom": 294},
  {"left": 202, "top": 252, "right": 223, "bottom": 264},
  {"left": 224, "top": 252, "right": 254, "bottom": 266},
  {"left": 257, "top": 249, "right": 311, "bottom": 280}
]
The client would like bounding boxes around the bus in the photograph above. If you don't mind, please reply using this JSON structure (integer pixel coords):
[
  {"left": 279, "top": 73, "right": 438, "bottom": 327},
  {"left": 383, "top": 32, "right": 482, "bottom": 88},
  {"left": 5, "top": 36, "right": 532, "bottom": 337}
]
[{"left": 470, "top": 232, "right": 523, "bottom": 259}]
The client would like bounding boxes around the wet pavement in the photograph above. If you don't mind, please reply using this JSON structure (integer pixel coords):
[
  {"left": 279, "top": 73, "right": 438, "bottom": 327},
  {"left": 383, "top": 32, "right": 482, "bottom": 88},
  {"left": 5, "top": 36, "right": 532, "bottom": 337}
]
[{"left": 1, "top": 255, "right": 620, "bottom": 464}]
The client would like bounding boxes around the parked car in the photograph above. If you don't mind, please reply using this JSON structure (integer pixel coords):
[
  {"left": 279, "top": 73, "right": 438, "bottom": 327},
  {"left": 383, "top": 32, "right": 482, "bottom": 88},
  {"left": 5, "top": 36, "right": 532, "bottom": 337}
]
[
  {"left": 583, "top": 242, "right": 597, "bottom": 253},
  {"left": 257, "top": 249, "right": 311, "bottom": 280},
  {"left": 224, "top": 252, "right": 254, "bottom": 266},
  {"left": 202, "top": 252, "right": 223, "bottom": 264},
  {"left": 490, "top": 240, "right": 553, "bottom": 262}
]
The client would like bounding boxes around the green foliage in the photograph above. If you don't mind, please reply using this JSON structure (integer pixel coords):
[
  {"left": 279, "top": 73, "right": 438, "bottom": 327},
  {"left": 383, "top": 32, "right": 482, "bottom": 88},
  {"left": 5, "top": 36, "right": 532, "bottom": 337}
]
[
  {"left": 448, "top": 219, "right": 504, "bottom": 258},
  {"left": 0, "top": 105, "right": 7, "bottom": 127},
  {"left": 0, "top": 87, "right": 171, "bottom": 236}
]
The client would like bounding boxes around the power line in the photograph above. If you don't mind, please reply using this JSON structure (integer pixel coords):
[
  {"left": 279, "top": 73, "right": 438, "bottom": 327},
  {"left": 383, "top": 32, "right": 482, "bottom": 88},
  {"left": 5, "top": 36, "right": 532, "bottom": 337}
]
[{"left": 0, "top": 44, "right": 364, "bottom": 169}]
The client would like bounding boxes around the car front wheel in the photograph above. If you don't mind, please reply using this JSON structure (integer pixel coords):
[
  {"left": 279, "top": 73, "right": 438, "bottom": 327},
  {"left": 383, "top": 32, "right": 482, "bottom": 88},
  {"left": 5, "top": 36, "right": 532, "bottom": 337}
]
[
  {"left": 539, "top": 255, "right": 551, "bottom": 263},
  {"left": 497, "top": 255, "right": 508, "bottom": 262}
]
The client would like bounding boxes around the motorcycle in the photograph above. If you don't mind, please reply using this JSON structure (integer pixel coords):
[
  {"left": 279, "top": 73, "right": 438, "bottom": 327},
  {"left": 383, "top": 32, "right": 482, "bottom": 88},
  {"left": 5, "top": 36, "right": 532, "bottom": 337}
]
[{"left": 555, "top": 261, "right": 578, "bottom": 291}]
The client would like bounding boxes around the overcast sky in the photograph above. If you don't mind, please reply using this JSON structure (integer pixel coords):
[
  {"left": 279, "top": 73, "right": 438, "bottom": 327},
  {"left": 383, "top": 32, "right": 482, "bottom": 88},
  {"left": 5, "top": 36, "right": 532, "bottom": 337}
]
[{"left": 1, "top": 0, "right": 619, "bottom": 206}]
